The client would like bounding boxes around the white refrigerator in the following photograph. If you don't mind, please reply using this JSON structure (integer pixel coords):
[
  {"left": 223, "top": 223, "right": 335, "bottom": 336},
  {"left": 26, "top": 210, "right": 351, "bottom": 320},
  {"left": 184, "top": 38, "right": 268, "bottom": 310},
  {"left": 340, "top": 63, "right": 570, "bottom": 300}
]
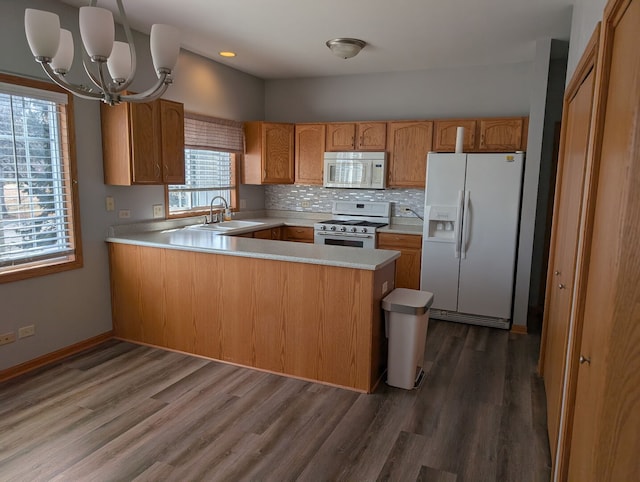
[{"left": 420, "top": 152, "right": 524, "bottom": 329}]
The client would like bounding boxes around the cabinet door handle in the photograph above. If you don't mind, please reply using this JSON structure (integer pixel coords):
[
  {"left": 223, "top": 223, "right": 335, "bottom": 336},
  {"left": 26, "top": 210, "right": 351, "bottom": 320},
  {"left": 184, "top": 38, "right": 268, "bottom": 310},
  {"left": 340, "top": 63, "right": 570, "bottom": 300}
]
[
  {"left": 554, "top": 270, "right": 561, "bottom": 276},
  {"left": 579, "top": 355, "right": 591, "bottom": 365},
  {"left": 558, "top": 283, "right": 566, "bottom": 289}
]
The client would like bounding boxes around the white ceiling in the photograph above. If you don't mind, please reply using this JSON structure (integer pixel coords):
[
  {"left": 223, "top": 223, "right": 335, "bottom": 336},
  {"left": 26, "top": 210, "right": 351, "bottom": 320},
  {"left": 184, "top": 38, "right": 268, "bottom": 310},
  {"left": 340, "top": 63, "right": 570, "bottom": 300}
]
[{"left": 60, "top": 0, "right": 574, "bottom": 80}]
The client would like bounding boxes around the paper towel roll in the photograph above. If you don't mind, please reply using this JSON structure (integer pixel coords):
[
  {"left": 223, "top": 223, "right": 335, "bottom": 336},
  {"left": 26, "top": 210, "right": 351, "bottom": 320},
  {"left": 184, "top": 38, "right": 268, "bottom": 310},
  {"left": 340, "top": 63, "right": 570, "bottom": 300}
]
[{"left": 455, "top": 126, "right": 465, "bottom": 153}]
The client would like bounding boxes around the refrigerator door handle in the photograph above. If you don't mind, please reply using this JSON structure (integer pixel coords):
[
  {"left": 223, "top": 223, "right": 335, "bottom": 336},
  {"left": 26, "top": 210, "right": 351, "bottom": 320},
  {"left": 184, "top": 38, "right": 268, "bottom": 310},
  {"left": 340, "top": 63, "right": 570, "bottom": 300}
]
[
  {"left": 461, "top": 190, "right": 470, "bottom": 259},
  {"left": 454, "top": 190, "right": 464, "bottom": 258}
]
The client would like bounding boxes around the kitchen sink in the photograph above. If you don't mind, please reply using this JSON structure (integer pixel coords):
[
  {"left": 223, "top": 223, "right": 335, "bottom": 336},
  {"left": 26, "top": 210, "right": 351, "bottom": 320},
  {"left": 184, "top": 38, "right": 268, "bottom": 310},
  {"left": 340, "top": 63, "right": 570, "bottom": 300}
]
[{"left": 186, "top": 220, "right": 264, "bottom": 231}]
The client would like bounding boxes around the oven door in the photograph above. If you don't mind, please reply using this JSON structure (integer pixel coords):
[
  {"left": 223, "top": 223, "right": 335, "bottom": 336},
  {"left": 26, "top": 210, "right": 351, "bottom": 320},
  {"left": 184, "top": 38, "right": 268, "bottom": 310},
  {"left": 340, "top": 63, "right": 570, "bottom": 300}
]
[{"left": 314, "top": 231, "right": 376, "bottom": 249}]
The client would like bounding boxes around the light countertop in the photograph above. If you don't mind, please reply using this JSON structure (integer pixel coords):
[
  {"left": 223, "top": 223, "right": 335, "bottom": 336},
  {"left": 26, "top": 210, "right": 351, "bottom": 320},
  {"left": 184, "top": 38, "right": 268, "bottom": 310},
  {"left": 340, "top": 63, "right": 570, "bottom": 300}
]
[{"left": 107, "top": 218, "right": 400, "bottom": 271}]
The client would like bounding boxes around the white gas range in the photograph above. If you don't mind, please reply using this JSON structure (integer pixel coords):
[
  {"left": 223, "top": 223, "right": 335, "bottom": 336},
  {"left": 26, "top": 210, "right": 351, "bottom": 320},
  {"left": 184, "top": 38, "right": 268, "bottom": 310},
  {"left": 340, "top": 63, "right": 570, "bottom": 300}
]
[{"left": 313, "top": 201, "right": 391, "bottom": 249}]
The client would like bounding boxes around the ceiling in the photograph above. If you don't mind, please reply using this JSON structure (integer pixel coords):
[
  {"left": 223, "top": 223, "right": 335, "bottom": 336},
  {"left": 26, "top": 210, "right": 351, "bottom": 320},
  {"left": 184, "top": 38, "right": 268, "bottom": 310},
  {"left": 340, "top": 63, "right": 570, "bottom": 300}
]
[{"left": 60, "top": 0, "right": 574, "bottom": 80}]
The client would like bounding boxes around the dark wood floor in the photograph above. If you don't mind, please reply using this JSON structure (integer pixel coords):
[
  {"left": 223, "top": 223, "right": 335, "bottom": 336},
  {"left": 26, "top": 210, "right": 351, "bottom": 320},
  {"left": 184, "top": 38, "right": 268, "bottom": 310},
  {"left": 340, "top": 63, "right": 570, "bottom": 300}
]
[{"left": 0, "top": 320, "right": 551, "bottom": 482}]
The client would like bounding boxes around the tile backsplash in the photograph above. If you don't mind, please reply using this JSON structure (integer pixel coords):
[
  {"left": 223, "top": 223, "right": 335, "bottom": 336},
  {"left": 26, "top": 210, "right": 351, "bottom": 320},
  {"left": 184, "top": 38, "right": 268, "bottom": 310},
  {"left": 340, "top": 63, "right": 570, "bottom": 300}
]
[{"left": 265, "top": 185, "right": 425, "bottom": 218}]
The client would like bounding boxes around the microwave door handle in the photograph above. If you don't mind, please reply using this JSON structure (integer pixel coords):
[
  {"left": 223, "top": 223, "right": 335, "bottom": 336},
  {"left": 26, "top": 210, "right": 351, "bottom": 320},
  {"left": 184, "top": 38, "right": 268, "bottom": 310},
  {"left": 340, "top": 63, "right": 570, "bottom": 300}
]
[{"left": 361, "top": 162, "right": 370, "bottom": 186}]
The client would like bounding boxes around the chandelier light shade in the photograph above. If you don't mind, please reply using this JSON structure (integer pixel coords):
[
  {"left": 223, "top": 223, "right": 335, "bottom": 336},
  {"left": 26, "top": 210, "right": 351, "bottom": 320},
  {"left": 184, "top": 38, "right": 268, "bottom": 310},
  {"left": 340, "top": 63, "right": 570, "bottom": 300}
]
[
  {"left": 50, "top": 29, "right": 75, "bottom": 74},
  {"left": 24, "top": 9, "right": 61, "bottom": 59},
  {"left": 150, "top": 24, "right": 181, "bottom": 72},
  {"left": 326, "top": 38, "right": 366, "bottom": 59},
  {"left": 78, "top": 6, "right": 114, "bottom": 59},
  {"left": 107, "top": 41, "right": 132, "bottom": 82},
  {"left": 24, "top": 0, "right": 180, "bottom": 105}
]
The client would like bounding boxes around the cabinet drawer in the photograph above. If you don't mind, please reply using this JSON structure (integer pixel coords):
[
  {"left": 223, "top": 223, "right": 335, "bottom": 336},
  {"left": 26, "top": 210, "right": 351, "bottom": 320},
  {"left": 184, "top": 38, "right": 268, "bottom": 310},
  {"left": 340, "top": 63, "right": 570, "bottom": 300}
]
[
  {"left": 377, "top": 232, "right": 422, "bottom": 249},
  {"left": 283, "top": 226, "right": 314, "bottom": 242}
]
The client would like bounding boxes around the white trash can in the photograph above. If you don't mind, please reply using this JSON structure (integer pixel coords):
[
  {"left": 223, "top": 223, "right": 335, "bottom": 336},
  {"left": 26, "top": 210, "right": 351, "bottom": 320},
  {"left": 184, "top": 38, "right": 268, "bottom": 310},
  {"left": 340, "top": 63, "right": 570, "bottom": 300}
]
[{"left": 382, "top": 288, "right": 434, "bottom": 390}]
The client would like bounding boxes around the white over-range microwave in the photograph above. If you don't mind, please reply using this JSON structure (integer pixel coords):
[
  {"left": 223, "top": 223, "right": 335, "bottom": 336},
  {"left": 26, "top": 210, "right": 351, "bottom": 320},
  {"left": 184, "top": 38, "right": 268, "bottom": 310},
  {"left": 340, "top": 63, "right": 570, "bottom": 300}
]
[{"left": 323, "top": 151, "right": 387, "bottom": 189}]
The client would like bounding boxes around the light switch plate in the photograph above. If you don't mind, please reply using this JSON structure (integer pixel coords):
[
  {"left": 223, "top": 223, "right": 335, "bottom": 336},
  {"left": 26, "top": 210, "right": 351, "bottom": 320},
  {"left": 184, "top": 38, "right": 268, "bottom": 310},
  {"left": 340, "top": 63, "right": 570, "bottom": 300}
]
[
  {"left": 105, "top": 196, "right": 115, "bottom": 211},
  {"left": 152, "top": 204, "right": 163, "bottom": 218}
]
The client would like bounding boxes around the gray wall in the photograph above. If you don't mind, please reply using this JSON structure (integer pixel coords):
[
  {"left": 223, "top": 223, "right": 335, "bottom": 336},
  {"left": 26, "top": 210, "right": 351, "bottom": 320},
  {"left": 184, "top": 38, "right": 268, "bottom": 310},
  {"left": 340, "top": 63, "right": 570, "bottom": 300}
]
[
  {"left": 265, "top": 62, "right": 532, "bottom": 122},
  {"left": 0, "top": 0, "right": 264, "bottom": 371},
  {"left": 529, "top": 55, "right": 567, "bottom": 309},
  {"left": 566, "top": 0, "right": 608, "bottom": 80}
]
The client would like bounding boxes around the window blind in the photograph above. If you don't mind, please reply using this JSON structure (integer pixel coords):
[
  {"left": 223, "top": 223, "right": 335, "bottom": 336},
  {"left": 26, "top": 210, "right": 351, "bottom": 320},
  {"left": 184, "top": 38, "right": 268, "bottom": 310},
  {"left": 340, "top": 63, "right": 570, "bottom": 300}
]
[
  {"left": 0, "top": 86, "right": 75, "bottom": 270},
  {"left": 184, "top": 113, "right": 244, "bottom": 152}
]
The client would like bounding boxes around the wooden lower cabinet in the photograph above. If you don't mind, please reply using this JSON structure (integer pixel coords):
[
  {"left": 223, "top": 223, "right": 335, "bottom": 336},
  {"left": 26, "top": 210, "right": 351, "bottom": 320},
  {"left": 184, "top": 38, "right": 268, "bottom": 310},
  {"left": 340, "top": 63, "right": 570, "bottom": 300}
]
[
  {"left": 282, "top": 226, "right": 314, "bottom": 243},
  {"left": 108, "top": 243, "right": 394, "bottom": 392},
  {"left": 252, "top": 227, "right": 282, "bottom": 239},
  {"left": 377, "top": 233, "right": 422, "bottom": 290}
]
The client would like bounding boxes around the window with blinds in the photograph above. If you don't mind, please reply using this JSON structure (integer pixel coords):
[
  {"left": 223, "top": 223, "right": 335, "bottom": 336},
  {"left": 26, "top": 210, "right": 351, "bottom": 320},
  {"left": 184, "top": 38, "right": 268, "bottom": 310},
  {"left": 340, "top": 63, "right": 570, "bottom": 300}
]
[
  {"left": 167, "top": 114, "right": 243, "bottom": 217},
  {"left": 0, "top": 74, "right": 82, "bottom": 283}
]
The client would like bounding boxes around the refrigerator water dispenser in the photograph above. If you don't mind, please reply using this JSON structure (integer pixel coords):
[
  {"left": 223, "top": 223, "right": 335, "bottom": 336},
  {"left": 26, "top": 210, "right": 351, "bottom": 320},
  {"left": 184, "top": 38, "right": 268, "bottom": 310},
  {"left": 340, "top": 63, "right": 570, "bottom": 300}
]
[{"left": 425, "top": 205, "right": 458, "bottom": 240}]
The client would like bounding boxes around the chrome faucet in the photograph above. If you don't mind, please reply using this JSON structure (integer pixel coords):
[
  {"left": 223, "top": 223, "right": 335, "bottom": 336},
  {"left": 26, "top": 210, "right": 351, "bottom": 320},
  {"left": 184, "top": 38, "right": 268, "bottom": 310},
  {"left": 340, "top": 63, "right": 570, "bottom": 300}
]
[{"left": 208, "top": 196, "right": 229, "bottom": 224}]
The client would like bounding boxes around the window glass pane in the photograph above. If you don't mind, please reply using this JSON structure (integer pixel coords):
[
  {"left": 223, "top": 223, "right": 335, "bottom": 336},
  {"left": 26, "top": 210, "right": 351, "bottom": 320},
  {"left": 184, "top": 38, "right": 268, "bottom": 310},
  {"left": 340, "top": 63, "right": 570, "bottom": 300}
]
[
  {"left": 0, "top": 88, "right": 75, "bottom": 271},
  {"left": 168, "top": 148, "right": 234, "bottom": 214}
]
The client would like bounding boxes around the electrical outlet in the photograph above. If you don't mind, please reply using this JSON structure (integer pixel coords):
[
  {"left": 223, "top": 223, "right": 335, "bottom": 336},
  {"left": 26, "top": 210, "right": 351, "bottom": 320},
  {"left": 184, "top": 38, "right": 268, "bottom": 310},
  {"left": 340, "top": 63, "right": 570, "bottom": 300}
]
[
  {"left": 400, "top": 205, "right": 411, "bottom": 213},
  {"left": 301, "top": 201, "right": 311, "bottom": 208},
  {"left": 18, "top": 325, "right": 35, "bottom": 339},
  {"left": 118, "top": 209, "right": 131, "bottom": 219},
  {"left": 105, "top": 196, "right": 115, "bottom": 211},
  {"left": 152, "top": 204, "right": 163, "bottom": 218},
  {"left": 0, "top": 332, "right": 16, "bottom": 346}
]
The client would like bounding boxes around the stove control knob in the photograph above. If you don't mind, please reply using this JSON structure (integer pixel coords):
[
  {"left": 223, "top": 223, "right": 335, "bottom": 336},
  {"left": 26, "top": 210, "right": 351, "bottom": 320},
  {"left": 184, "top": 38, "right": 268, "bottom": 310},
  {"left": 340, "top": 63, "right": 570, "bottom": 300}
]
[
  {"left": 339, "top": 226, "right": 347, "bottom": 232},
  {"left": 361, "top": 227, "right": 368, "bottom": 233},
  {"left": 350, "top": 227, "right": 357, "bottom": 233},
  {"left": 330, "top": 226, "right": 337, "bottom": 231},
  {"left": 319, "top": 225, "right": 326, "bottom": 231}
]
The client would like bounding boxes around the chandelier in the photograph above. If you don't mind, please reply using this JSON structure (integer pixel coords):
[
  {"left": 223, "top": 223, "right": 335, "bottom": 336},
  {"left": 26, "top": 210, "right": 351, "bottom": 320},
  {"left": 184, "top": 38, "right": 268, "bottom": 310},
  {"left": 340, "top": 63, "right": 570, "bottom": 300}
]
[{"left": 24, "top": 0, "right": 180, "bottom": 105}]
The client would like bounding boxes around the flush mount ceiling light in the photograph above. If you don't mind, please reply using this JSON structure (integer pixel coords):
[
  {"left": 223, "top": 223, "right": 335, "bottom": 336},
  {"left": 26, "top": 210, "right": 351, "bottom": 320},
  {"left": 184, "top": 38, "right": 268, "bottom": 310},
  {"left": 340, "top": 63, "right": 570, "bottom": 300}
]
[
  {"left": 219, "top": 51, "right": 236, "bottom": 58},
  {"left": 326, "top": 38, "right": 366, "bottom": 59},
  {"left": 24, "top": 0, "right": 180, "bottom": 105}
]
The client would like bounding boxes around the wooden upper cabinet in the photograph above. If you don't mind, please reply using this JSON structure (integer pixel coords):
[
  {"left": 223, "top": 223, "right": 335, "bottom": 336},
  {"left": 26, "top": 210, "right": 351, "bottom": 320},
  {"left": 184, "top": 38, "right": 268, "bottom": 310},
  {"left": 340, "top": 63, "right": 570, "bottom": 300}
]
[
  {"left": 101, "top": 98, "right": 185, "bottom": 185},
  {"left": 325, "top": 122, "right": 386, "bottom": 151},
  {"left": 433, "top": 119, "right": 477, "bottom": 152},
  {"left": 295, "top": 123, "right": 326, "bottom": 185},
  {"left": 433, "top": 117, "right": 528, "bottom": 152},
  {"left": 478, "top": 117, "right": 526, "bottom": 151},
  {"left": 357, "top": 122, "right": 387, "bottom": 150},
  {"left": 243, "top": 121, "right": 294, "bottom": 184},
  {"left": 159, "top": 100, "right": 185, "bottom": 184},
  {"left": 387, "top": 121, "right": 433, "bottom": 188},
  {"left": 325, "top": 123, "right": 356, "bottom": 151}
]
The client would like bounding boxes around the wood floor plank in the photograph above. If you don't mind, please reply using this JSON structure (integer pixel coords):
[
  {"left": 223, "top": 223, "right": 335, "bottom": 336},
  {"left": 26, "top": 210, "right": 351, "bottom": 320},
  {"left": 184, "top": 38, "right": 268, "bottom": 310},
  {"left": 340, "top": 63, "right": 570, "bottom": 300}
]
[
  {"left": 0, "top": 320, "right": 551, "bottom": 482},
  {"left": 2, "top": 398, "right": 167, "bottom": 482},
  {"left": 402, "top": 331, "right": 466, "bottom": 436},
  {"left": 417, "top": 465, "right": 458, "bottom": 482},
  {"left": 220, "top": 386, "right": 360, "bottom": 481},
  {"left": 497, "top": 332, "right": 551, "bottom": 482},
  {"left": 376, "top": 430, "right": 429, "bottom": 481}
]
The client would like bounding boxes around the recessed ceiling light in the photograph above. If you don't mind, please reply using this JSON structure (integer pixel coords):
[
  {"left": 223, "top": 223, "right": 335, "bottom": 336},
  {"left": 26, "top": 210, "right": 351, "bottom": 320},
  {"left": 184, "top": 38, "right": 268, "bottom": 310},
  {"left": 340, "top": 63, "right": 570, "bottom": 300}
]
[{"left": 219, "top": 51, "right": 236, "bottom": 58}]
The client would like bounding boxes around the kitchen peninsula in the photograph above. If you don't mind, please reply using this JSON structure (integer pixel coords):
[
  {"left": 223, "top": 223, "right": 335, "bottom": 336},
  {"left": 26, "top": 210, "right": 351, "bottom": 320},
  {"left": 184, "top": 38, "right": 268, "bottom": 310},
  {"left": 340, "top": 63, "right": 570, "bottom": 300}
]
[{"left": 106, "top": 220, "right": 399, "bottom": 393}]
